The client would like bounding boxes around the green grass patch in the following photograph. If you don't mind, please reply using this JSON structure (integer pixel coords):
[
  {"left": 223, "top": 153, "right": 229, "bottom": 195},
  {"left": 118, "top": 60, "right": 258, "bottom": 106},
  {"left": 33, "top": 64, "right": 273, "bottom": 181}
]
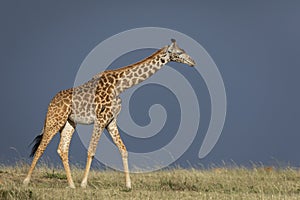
[
  {"left": 44, "top": 170, "right": 67, "bottom": 180},
  {"left": 0, "top": 165, "right": 300, "bottom": 199}
]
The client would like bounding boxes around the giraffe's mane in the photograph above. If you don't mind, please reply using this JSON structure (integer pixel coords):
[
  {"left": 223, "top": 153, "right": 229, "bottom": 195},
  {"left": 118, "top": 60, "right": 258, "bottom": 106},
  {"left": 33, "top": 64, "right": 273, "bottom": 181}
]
[{"left": 105, "top": 46, "right": 167, "bottom": 73}]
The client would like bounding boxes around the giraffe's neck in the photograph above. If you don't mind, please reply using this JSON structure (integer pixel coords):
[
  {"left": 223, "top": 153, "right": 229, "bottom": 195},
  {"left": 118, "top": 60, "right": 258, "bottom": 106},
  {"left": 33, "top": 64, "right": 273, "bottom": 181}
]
[{"left": 115, "top": 46, "right": 170, "bottom": 94}]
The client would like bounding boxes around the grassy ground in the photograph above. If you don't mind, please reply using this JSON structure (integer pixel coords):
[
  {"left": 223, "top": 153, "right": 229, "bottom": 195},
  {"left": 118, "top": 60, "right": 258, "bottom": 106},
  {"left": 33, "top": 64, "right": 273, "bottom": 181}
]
[{"left": 0, "top": 164, "right": 300, "bottom": 200}]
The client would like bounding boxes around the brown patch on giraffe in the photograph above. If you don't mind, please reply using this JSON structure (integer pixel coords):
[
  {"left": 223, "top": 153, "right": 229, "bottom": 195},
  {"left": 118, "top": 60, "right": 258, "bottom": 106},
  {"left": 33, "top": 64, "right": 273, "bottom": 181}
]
[
  {"left": 141, "top": 74, "right": 147, "bottom": 79},
  {"left": 133, "top": 72, "right": 138, "bottom": 77},
  {"left": 132, "top": 78, "right": 137, "bottom": 84},
  {"left": 107, "top": 75, "right": 114, "bottom": 83},
  {"left": 138, "top": 68, "right": 142, "bottom": 74},
  {"left": 94, "top": 97, "right": 100, "bottom": 103},
  {"left": 143, "top": 67, "right": 149, "bottom": 73},
  {"left": 83, "top": 94, "right": 90, "bottom": 101}
]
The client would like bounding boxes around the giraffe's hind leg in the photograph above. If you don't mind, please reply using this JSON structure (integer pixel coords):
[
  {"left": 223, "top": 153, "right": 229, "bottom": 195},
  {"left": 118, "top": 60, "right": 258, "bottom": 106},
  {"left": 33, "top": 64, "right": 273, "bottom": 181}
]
[
  {"left": 24, "top": 90, "right": 72, "bottom": 186},
  {"left": 57, "top": 119, "right": 76, "bottom": 188},
  {"left": 23, "top": 123, "right": 63, "bottom": 185}
]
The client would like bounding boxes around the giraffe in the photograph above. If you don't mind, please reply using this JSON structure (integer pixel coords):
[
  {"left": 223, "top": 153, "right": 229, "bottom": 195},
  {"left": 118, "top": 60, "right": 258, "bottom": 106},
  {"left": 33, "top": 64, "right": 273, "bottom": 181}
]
[{"left": 23, "top": 39, "right": 196, "bottom": 189}]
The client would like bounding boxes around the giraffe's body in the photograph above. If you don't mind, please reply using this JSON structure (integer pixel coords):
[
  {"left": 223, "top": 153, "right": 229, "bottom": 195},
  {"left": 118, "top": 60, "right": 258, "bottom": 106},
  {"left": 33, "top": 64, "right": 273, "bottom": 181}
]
[{"left": 23, "top": 39, "right": 195, "bottom": 189}]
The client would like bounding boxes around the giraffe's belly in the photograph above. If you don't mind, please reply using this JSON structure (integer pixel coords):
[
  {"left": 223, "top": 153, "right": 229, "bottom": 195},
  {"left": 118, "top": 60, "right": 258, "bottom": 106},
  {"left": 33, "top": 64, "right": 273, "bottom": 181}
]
[
  {"left": 69, "top": 113, "right": 95, "bottom": 125},
  {"left": 69, "top": 102, "right": 96, "bottom": 125}
]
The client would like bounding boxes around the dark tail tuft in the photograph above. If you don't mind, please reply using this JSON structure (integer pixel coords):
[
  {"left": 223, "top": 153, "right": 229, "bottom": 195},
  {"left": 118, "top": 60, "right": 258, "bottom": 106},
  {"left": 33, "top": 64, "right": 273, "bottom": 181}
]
[{"left": 29, "top": 134, "right": 43, "bottom": 157}]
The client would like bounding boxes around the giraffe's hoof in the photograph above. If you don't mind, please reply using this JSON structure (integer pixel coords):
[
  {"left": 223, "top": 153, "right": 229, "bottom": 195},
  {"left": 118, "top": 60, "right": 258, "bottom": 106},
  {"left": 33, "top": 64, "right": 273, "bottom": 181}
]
[
  {"left": 66, "top": 184, "right": 76, "bottom": 189},
  {"left": 126, "top": 182, "right": 132, "bottom": 190},
  {"left": 81, "top": 182, "right": 87, "bottom": 188},
  {"left": 23, "top": 178, "right": 30, "bottom": 186},
  {"left": 122, "top": 186, "right": 132, "bottom": 192}
]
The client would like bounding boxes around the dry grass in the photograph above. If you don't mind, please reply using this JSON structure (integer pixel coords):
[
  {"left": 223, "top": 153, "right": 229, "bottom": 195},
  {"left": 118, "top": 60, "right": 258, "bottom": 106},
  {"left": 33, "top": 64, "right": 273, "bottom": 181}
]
[{"left": 0, "top": 164, "right": 300, "bottom": 199}]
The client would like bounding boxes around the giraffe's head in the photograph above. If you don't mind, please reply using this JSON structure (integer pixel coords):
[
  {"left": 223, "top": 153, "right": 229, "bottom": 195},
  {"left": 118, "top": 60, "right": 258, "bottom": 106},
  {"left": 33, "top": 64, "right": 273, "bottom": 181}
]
[{"left": 167, "top": 39, "right": 196, "bottom": 67}]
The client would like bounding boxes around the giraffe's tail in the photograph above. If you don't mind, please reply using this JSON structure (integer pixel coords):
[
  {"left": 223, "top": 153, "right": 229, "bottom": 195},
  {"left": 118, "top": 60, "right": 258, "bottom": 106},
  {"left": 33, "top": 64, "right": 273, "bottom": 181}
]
[{"left": 29, "top": 128, "right": 44, "bottom": 157}]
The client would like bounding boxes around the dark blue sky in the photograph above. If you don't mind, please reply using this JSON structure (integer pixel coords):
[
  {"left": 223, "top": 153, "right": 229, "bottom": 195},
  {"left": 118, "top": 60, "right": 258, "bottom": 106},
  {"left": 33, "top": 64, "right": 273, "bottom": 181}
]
[{"left": 1, "top": 1, "right": 300, "bottom": 168}]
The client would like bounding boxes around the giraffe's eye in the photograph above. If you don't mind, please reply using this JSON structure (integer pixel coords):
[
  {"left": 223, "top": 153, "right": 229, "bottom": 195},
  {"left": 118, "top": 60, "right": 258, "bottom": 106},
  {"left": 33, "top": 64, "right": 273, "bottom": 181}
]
[{"left": 177, "top": 49, "right": 185, "bottom": 55}]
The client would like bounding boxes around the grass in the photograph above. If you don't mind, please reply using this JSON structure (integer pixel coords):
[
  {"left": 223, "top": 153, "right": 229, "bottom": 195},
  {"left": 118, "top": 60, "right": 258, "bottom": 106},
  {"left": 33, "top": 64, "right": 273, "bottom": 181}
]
[{"left": 0, "top": 164, "right": 300, "bottom": 199}]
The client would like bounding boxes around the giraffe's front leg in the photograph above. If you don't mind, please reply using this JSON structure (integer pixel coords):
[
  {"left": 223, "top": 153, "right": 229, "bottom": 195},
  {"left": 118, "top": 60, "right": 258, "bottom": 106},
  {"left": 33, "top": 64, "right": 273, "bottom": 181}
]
[
  {"left": 81, "top": 120, "right": 105, "bottom": 188},
  {"left": 106, "top": 119, "right": 131, "bottom": 189}
]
